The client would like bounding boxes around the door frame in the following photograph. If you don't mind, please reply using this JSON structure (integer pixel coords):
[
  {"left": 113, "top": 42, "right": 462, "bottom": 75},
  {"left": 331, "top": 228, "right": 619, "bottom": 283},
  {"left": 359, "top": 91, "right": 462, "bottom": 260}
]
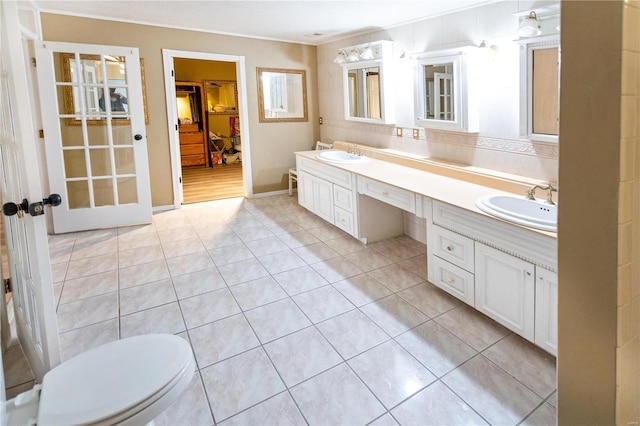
[{"left": 162, "top": 50, "right": 253, "bottom": 208}]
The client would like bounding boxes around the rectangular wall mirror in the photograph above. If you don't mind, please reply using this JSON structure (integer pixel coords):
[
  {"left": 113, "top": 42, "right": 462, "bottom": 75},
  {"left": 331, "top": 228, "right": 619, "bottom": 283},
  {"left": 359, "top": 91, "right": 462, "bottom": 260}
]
[
  {"left": 60, "top": 52, "right": 148, "bottom": 125},
  {"left": 414, "top": 47, "right": 478, "bottom": 132},
  {"left": 204, "top": 80, "right": 238, "bottom": 114},
  {"left": 346, "top": 66, "right": 381, "bottom": 120},
  {"left": 519, "top": 37, "right": 560, "bottom": 142},
  {"left": 257, "top": 68, "right": 307, "bottom": 122}
]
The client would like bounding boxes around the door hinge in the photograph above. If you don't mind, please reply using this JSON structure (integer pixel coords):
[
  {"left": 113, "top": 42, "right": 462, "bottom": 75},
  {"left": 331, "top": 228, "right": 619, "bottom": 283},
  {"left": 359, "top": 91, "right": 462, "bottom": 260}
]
[
  {"left": 171, "top": 70, "right": 174, "bottom": 77},
  {"left": 179, "top": 177, "right": 182, "bottom": 183},
  {"left": 31, "top": 57, "right": 36, "bottom": 67},
  {"left": 38, "top": 129, "right": 44, "bottom": 138},
  {"left": 4, "top": 278, "right": 11, "bottom": 294}
]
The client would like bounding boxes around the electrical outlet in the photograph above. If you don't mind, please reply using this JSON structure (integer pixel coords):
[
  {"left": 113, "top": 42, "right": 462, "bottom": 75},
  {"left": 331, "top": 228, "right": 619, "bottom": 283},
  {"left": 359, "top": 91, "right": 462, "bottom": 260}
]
[
  {"left": 319, "top": 117, "right": 323, "bottom": 125},
  {"left": 413, "top": 128, "right": 419, "bottom": 139},
  {"left": 396, "top": 127, "right": 403, "bottom": 137}
]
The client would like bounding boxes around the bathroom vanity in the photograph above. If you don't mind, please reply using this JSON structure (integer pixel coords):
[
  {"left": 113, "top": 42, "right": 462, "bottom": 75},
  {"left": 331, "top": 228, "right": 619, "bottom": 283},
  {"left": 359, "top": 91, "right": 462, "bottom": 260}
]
[{"left": 295, "top": 147, "right": 557, "bottom": 355}]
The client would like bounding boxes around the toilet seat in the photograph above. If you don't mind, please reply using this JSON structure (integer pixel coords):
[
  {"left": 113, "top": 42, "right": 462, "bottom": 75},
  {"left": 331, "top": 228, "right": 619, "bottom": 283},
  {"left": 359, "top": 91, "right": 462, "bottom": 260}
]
[{"left": 36, "top": 334, "right": 194, "bottom": 425}]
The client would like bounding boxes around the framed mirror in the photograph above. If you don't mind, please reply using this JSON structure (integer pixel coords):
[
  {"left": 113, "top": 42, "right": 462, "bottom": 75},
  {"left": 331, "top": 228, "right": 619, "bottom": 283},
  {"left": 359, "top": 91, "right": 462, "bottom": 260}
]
[
  {"left": 414, "top": 47, "right": 478, "bottom": 132},
  {"left": 257, "top": 68, "right": 307, "bottom": 122},
  {"left": 339, "top": 40, "right": 394, "bottom": 124},
  {"left": 204, "top": 80, "right": 238, "bottom": 114},
  {"left": 60, "top": 53, "right": 149, "bottom": 125},
  {"left": 519, "top": 36, "right": 560, "bottom": 143}
]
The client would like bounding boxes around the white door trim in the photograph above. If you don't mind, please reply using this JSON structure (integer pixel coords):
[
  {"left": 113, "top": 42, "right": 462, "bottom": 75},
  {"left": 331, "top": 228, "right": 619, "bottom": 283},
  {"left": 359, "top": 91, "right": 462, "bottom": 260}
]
[{"left": 162, "top": 49, "right": 253, "bottom": 208}]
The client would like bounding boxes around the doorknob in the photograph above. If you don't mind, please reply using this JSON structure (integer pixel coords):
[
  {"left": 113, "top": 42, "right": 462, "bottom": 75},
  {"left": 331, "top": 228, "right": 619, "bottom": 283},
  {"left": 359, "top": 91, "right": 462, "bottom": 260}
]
[
  {"left": 28, "top": 194, "right": 62, "bottom": 217},
  {"left": 2, "top": 199, "right": 29, "bottom": 217},
  {"left": 134, "top": 134, "right": 143, "bottom": 141}
]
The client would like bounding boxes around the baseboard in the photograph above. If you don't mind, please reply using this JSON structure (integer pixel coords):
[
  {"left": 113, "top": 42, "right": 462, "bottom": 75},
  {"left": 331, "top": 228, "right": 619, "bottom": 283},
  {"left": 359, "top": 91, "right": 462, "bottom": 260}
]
[
  {"left": 153, "top": 205, "right": 175, "bottom": 213},
  {"left": 252, "top": 189, "right": 290, "bottom": 198}
]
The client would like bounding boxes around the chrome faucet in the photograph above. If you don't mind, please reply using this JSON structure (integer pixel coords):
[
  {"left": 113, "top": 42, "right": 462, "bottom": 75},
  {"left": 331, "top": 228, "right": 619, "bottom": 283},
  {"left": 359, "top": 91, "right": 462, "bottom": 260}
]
[{"left": 526, "top": 183, "right": 557, "bottom": 205}]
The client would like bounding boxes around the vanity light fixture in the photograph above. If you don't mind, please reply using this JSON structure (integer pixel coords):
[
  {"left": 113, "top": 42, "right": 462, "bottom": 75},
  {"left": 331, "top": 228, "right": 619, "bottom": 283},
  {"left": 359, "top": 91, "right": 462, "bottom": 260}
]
[
  {"left": 517, "top": 11, "right": 542, "bottom": 37},
  {"left": 359, "top": 45, "right": 374, "bottom": 60},
  {"left": 334, "top": 44, "right": 379, "bottom": 64},
  {"left": 333, "top": 49, "right": 347, "bottom": 64},
  {"left": 346, "top": 49, "right": 361, "bottom": 62}
]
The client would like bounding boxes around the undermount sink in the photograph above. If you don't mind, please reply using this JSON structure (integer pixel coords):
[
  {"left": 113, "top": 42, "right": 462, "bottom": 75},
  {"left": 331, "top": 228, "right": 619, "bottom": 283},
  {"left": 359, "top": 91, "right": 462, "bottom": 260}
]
[
  {"left": 476, "top": 194, "right": 557, "bottom": 232},
  {"left": 317, "top": 150, "right": 369, "bottom": 164}
]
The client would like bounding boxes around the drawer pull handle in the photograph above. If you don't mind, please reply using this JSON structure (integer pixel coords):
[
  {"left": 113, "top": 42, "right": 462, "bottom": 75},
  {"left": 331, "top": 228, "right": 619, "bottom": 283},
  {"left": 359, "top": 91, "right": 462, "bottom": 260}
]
[
  {"left": 446, "top": 245, "right": 454, "bottom": 251},
  {"left": 447, "top": 277, "right": 455, "bottom": 284},
  {"left": 382, "top": 191, "right": 388, "bottom": 196}
]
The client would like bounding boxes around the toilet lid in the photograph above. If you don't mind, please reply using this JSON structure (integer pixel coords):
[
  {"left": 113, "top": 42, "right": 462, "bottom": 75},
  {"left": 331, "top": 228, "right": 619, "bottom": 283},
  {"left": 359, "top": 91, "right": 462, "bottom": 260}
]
[{"left": 38, "top": 334, "right": 193, "bottom": 425}]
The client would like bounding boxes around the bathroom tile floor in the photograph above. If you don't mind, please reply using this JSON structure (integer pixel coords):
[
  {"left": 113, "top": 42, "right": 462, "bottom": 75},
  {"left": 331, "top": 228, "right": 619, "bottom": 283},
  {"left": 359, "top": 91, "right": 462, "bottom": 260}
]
[{"left": 6, "top": 194, "right": 557, "bottom": 425}]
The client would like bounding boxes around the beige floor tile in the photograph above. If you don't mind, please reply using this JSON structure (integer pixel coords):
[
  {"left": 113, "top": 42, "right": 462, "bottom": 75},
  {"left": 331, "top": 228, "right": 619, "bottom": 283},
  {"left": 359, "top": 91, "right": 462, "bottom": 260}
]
[
  {"left": 397, "top": 282, "right": 460, "bottom": 318},
  {"left": 58, "top": 318, "right": 119, "bottom": 362},
  {"left": 118, "top": 232, "right": 161, "bottom": 251},
  {"left": 157, "top": 225, "right": 199, "bottom": 244},
  {"left": 245, "top": 236, "right": 290, "bottom": 257},
  {"left": 307, "top": 224, "right": 349, "bottom": 242},
  {"left": 273, "top": 266, "right": 329, "bottom": 296},
  {"left": 119, "top": 260, "right": 170, "bottom": 289},
  {"left": 198, "top": 230, "right": 243, "bottom": 251},
  {"left": 397, "top": 254, "right": 428, "bottom": 280},
  {"left": 244, "top": 298, "right": 311, "bottom": 343},
  {"left": 51, "top": 262, "right": 68, "bottom": 283},
  {"left": 434, "top": 304, "right": 511, "bottom": 351},
  {"left": 370, "top": 237, "right": 425, "bottom": 261},
  {"left": 59, "top": 270, "right": 118, "bottom": 304},
  {"left": 166, "top": 252, "right": 215, "bottom": 277},
  {"left": 119, "top": 279, "right": 177, "bottom": 315},
  {"left": 442, "top": 355, "right": 542, "bottom": 425},
  {"left": 367, "top": 264, "right": 424, "bottom": 293},
  {"left": 290, "top": 363, "right": 385, "bottom": 425},
  {"left": 258, "top": 250, "right": 307, "bottom": 275},
  {"left": 483, "top": 333, "right": 557, "bottom": 398},
  {"left": 332, "top": 274, "right": 393, "bottom": 307},
  {"left": 188, "top": 314, "right": 260, "bottom": 368},
  {"left": 316, "top": 309, "right": 389, "bottom": 359},
  {"left": 229, "top": 276, "right": 288, "bottom": 311},
  {"left": 56, "top": 292, "right": 118, "bottom": 333},
  {"left": 323, "top": 235, "right": 367, "bottom": 255},
  {"left": 277, "top": 230, "right": 321, "bottom": 249},
  {"left": 153, "top": 373, "right": 214, "bottom": 426},
  {"left": 345, "top": 247, "right": 396, "bottom": 272},
  {"left": 520, "top": 402, "right": 556, "bottom": 426},
  {"left": 292, "top": 242, "right": 340, "bottom": 264},
  {"left": 65, "top": 253, "right": 118, "bottom": 280},
  {"left": 220, "top": 391, "right": 306, "bottom": 426},
  {"left": 171, "top": 268, "right": 227, "bottom": 300},
  {"left": 292, "top": 285, "right": 355, "bottom": 323},
  {"left": 209, "top": 242, "right": 255, "bottom": 266},
  {"left": 120, "top": 302, "right": 186, "bottom": 338},
  {"left": 179, "top": 288, "right": 241, "bottom": 329},
  {"left": 201, "top": 347, "right": 285, "bottom": 422},
  {"left": 2, "top": 344, "right": 34, "bottom": 388},
  {"left": 70, "top": 238, "right": 117, "bottom": 261},
  {"left": 118, "top": 244, "right": 164, "bottom": 268},
  {"left": 369, "top": 413, "right": 399, "bottom": 425},
  {"left": 310, "top": 257, "right": 363, "bottom": 283},
  {"left": 349, "top": 340, "right": 436, "bottom": 409},
  {"left": 360, "top": 294, "right": 429, "bottom": 337},
  {"left": 217, "top": 258, "right": 270, "bottom": 286},
  {"left": 264, "top": 326, "right": 342, "bottom": 387},
  {"left": 162, "top": 237, "right": 206, "bottom": 259},
  {"left": 391, "top": 381, "right": 487, "bottom": 425},
  {"left": 5, "top": 381, "right": 35, "bottom": 400},
  {"left": 396, "top": 321, "right": 477, "bottom": 378},
  {"left": 235, "top": 225, "right": 275, "bottom": 243}
]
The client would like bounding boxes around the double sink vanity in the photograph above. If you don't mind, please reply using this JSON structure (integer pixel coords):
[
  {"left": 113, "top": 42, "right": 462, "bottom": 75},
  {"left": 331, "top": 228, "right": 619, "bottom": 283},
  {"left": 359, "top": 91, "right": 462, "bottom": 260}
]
[{"left": 295, "top": 145, "right": 558, "bottom": 356}]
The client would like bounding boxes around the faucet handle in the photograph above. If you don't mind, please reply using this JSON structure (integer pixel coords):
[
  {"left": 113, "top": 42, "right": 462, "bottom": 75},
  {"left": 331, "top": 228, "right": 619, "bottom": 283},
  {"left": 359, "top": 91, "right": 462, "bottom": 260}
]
[{"left": 546, "top": 184, "right": 558, "bottom": 205}]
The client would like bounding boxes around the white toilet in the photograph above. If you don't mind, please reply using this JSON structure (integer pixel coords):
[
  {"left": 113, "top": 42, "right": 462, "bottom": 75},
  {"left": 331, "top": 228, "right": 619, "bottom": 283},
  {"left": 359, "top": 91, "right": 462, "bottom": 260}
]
[{"left": 4, "top": 334, "right": 195, "bottom": 425}]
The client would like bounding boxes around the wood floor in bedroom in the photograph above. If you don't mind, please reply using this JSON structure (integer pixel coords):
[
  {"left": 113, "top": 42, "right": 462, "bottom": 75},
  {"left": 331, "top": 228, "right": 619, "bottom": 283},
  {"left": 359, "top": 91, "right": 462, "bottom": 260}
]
[{"left": 181, "top": 162, "right": 244, "bottom": 204}]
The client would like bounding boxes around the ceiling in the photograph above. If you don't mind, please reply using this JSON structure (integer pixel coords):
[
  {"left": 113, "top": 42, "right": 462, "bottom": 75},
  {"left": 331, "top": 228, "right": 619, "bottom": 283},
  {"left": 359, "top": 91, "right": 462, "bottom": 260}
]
[{"left": 34, "top": 0, "right": 497, "bottom": 45}]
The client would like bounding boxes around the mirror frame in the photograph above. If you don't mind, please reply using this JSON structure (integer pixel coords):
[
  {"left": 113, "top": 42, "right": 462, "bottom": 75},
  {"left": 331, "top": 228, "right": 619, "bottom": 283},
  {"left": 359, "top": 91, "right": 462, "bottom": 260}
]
[
  {"left": 519, "top": 36, "right": 560, "bottom": 143},
  {"left": 256, "top": 67, "right": 308, "bottom": 123},
  {"left": 339, "top": 40, "right": 394, "bottom": 125},
  {"left": 60, "top": 53, "right": 149, "bottom": 126},
  {"left": 204, "top": 80, "right": 238, "bottom": 115},
  {"left": 414, "top": 47, "right": 478, "bottom": 132}
]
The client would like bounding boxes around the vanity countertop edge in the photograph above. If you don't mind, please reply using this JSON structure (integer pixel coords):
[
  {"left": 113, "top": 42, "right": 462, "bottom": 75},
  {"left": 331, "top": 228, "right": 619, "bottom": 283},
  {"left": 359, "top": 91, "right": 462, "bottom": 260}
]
[{"left": 295, "top": 149, "right": 557, "bottom": 240}]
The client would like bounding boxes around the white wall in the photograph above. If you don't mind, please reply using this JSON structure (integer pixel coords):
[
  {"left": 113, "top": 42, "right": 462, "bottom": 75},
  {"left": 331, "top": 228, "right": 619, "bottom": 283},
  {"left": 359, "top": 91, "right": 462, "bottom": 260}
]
[{"left": 317, "top": 0, "right": 560, "bottom": 183}]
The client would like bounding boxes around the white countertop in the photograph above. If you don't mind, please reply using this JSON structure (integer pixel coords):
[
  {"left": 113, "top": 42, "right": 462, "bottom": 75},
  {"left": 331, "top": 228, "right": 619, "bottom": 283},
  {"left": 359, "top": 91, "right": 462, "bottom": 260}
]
[{"left": 296, "top": 150, "right": 557, "bottom": 239}]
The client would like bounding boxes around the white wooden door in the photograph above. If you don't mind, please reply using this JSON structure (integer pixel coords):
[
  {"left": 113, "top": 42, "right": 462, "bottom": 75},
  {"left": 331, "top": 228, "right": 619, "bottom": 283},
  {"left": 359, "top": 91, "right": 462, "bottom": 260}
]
[
  {"left": 297, "top": 170, "right": 314, "bottom": 212},
  {"left": 35, "top": 42, "right": 151, "bottom": 233},
  {"left": 313, "top": 177, "right": 334, "bottom": 224},
  {"left": 475, "top": 242, "right": 535, "bottom": 340},
  {"left": 0, "top": 0, "right": 61, "bottom": 382}
]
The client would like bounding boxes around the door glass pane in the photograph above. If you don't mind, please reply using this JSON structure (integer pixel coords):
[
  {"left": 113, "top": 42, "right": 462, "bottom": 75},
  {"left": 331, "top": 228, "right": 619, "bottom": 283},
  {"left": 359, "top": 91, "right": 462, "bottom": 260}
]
[
  {"left": 114, "top": 147, "right": 134, "bottom": 174},
  {"left": 67, "top": 180, "right": 89, "bottom": 209},
  {"left": 89, "top": 148, "right": 112, "bottom": 177},
  {"left": 113, "top": 125, "right": 132, "bottom": 146},
  {"left": 59, "top": 119, "right": 84, "bottom": 147},
  {"left": 63, "top": 149, "right": 87, "bottom": 178},
  {"left": 117, "top": 177, "right": 137, "bottom": 204},
  {"left": 87, "top": 124, "right": 110, "bottom": 147},
  {"left": 93, "top": 178, "right": 114, "bottom": 206}
]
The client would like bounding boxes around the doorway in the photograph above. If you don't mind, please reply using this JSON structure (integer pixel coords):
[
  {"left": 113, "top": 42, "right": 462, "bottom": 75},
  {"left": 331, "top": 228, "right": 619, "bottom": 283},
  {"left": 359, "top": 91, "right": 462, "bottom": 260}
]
[{"left": 162, "top": 50, "right": 253, "bottom": 208}]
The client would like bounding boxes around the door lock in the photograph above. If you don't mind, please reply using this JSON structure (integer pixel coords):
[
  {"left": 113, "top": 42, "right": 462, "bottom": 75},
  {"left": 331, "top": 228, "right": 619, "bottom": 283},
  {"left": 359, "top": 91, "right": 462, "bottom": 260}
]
[
  {"left": 2, "top": 199, "right": 29, "bottom": 218},
  {"left": 2, "top": 194, "right": 61, "bottom": 218}
]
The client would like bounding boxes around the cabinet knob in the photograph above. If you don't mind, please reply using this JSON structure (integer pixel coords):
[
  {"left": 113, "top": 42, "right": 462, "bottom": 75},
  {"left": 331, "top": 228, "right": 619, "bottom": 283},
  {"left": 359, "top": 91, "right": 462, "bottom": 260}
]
[
  {"left": 447, "top": 277, "right": 455, "bottom": 284},
  {"left": 382, "top": 191, "right": 388, "bottom": 196},
  {"left": 446, "top": 245, "right": 454, "bottom": 252},
  {"left": 526, "top": 271, "right": 532, "bottom": 276}
]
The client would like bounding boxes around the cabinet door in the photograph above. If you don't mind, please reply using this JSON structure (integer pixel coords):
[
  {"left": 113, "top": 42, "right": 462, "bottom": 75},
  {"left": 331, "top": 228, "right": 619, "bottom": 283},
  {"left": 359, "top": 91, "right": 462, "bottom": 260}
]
[
  {"left": 314, "top": 177, "right": 334, "bottom": 223},
  {"left": 298, "top": 170, "right": 315, "bottom": 212},
  {"left": 535, "top": 267, "right": 558, "bottom": 356},
  {"left": 475, "top": 243, "right": 535, "bottom": 340}
]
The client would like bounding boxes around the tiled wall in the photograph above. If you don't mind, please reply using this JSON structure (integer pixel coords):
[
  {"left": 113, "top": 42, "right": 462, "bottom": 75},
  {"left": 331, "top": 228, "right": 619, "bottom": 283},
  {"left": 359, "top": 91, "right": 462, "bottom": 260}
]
[
  {"left": 618, "top": 2, "right": 640, "bottom": 423},
  {"left": 317, "top": 1, "right": 560, "bottom": 183}
]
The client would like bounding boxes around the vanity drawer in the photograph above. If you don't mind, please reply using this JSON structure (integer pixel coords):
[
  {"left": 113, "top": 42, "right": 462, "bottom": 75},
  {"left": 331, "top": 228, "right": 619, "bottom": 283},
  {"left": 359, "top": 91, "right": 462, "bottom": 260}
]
[
  {"left": 431, "top": 256, "right": 475, "bottom": 306},
  {"left": 357, "top": 176, "right": 416, "bottom": 214},
  {"left": 333, "top": 185, "right": 354, "bottom": 212},
  {"left": 334, "top": 206, "right": 354, "bottom": 235},
  {"left": 431, "top": 225, "right": 474, "bottom": 272},
  {"left": 297, "top": 156, "right": 354, "bottom": 188}
]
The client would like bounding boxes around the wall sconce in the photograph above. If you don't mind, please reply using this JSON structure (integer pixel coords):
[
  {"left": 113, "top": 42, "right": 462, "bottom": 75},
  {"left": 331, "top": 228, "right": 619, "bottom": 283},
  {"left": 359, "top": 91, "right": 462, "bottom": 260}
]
[
  {"left": 334, "top": 43, "right": 378, "bottom": 64},
  {"left": 517, "top": 11, "right": 542, "bottom": 37}
]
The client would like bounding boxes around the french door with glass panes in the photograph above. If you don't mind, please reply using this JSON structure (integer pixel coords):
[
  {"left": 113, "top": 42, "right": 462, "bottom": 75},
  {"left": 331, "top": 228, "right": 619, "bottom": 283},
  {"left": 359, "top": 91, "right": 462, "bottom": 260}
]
[{"left": 35, "top": 42, "right": 151, "bottom": 233}]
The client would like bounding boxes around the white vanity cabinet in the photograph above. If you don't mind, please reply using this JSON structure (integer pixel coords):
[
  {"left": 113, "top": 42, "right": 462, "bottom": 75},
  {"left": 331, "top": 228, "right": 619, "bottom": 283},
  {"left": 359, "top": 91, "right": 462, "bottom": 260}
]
[
  {"left": 535, "top": 267, "right": 558, "bottom": 355},
  {"left": 429, "top": 225, "right": 475, "bottom": 305},
  {"left": 296, "top": 155, "right": 358, "bottom": 237},
  {"left": 475, "top": 242, "right": 535, "bottom": 341}
]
